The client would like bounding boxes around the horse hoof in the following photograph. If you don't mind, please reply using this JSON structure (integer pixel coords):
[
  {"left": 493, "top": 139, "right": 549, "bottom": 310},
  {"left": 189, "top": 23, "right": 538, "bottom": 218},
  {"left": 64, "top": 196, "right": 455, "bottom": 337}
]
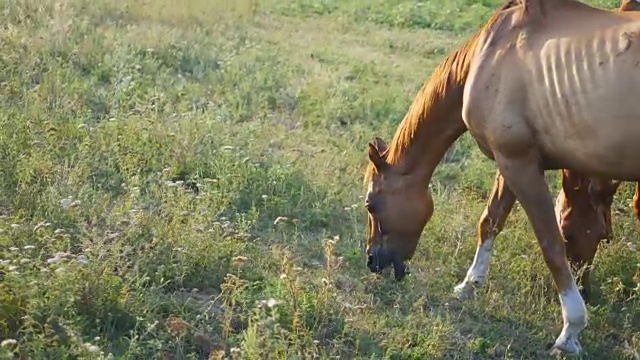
[
  {"left": 549, "top": 338, "right": 582, "bottom": 356},
  {"left": 453, "top": 283, "right": 475, "bottom": 301}
]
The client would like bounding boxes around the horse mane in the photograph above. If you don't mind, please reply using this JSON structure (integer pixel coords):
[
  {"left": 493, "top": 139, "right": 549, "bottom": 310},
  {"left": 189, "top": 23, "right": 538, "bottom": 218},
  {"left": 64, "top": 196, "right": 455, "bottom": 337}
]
[{"left": 364, "top": 0, "right": 523, "bottom": 184}]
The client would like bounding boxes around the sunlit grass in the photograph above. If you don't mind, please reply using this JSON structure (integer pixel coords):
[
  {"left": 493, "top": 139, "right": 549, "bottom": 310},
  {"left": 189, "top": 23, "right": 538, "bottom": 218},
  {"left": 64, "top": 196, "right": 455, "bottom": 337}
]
[{"left": 0, "top": 0, "right": 638, "bottom": 358}]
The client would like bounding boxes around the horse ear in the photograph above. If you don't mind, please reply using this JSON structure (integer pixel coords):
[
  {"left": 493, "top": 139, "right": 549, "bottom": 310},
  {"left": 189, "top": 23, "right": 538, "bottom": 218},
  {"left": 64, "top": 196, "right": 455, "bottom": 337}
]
[
  {"left": 588, "top": 178, "right": 622, "bottom": 198},
  {"left": 368, "top": 142, "right": 387, "bottom": 171},
  {"left": 561, "top": 169, "right": 581, "bottom": 194},
  {"left": 373, "top": 137, "right": 388, "bottom": 154},
  {"left": 620, "top": 0, "right": 640, "bottom": 12},
  {"left": 604, "top": 179, "right": 622, "bottom": 196}
]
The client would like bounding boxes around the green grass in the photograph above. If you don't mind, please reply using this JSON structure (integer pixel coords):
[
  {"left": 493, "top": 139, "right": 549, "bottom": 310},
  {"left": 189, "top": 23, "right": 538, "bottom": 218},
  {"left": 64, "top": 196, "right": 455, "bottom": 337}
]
[{"left": 0, "top": 0, "right": 639, "bottom": 358}]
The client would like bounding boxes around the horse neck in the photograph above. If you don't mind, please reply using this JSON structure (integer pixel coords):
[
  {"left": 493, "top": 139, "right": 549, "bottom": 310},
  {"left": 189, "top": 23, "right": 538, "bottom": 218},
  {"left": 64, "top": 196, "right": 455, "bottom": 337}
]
[
  {"left": 382, "top": 24, "right": 489, "bottom": 186},
  {"left": 389, "top": 84, "right": 467, "bottom": 185}
]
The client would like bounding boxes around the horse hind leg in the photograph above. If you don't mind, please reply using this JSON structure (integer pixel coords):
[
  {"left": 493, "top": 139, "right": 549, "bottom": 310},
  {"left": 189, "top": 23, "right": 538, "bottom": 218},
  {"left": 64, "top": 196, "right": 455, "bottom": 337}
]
[
  {"left": 454, "top": 169, "right": 516, "bottom": 300},
  {"left": 493, "top": 148, "right": 586, "bottom": 355}
]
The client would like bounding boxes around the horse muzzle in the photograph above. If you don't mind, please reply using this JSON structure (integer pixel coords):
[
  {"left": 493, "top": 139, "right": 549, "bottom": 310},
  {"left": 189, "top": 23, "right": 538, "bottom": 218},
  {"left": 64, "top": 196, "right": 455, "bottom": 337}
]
[
  {"left": 367, "top": 246, "right": 409, "bottom": 281},
  {"left": 367, "top": 246, "right": 387, "bottom": 274}
]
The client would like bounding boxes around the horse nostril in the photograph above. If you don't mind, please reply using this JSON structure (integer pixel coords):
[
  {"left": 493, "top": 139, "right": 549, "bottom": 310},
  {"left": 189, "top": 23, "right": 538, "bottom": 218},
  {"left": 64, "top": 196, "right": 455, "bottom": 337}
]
[
  {"left": 367, "top": 254, "right": 373, "bottom": 266},
  {"left": 365, "top": 200, "right": 373, "bottom": 213},
  {"left": 365, "top": 198, "right": 379, "bottom": 213}
]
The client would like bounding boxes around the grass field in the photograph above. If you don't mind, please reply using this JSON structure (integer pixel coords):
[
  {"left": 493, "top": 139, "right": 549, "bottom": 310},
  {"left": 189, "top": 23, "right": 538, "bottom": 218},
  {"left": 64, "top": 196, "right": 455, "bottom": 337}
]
[{"left": 1, "top": 0, "right": 639, "bottom": 358}]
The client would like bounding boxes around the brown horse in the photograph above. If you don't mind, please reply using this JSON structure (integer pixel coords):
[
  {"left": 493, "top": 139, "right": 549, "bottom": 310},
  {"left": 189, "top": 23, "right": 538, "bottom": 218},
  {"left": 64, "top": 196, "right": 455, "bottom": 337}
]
[
  {"left": 558, "top": 173, "right": 640, "bottom": 301},
  {"left": 557, "top": 0, "right": 640, "bottom": 302},
  {"left": 363, "top": 0, "right": 640, "bottom": 355},
  {"left": 464, "top": 0, "right": 640, "bottom": 305},
  {"left": 555, "top": 172, "right": 620, "bottom": 301}
]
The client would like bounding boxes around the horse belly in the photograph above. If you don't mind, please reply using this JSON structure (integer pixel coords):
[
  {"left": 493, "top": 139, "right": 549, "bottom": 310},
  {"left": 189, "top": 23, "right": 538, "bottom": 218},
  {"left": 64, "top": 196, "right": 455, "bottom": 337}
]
[
  {"left": 528, "top": 30, "right": 640, "bottom": 179},
  {"left": 532, "top": 90, "right": 640, "bottom": 179}
]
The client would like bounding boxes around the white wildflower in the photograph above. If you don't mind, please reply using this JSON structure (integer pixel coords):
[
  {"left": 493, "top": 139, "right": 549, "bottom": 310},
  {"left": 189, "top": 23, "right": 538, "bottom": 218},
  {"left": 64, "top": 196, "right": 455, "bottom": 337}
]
[
  {"left": 84, "top": 344, "right": 101, "bottom": 353},
  {"left": 60, "top": 198, "right": 80, "bottom": 209},
  {"left": 0, "top": 339, "right": 17, "bottom": 347},
  {"left": 55, "top": 252, "right": 71, "bottom": 259},
  {"left": 60, "top": 198, "right": 73, "bottom": 209},
  {"left": 47, "top": 257, "right": 61, "bottom": 264},
  {"left": 47, "top": 252, "right": 71, "bottom": 264},
  {"left": 54, "top": 267, "right": 65, "bottom": 274},
  {"left": 9, "top": 247, "right": 18, "bottom": 252},
  {"left": 265, "top": 298, "right": 280, "bottom": 308},
  {"left": 261, "top": 195, "right": 268, "bottom": 200},
  {"left": 20, "top": 258, "right": 30, "bottom": 264},
  {"left": 23, "top": 245, "right": 35, "bottom": 250},
  {"left": 273, "top": 216, "right": 289, "bottom": 225},
  {"left": 76, "top": 255, "right": 89, "bottom": 265}
]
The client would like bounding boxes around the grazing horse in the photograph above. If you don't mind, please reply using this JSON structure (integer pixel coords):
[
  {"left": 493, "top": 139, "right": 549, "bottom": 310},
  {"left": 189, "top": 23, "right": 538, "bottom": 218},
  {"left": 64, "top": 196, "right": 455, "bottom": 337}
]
[
  {"left": 555, "top": 172, "right": 620, "bottom": 301},
  {"left": 469, "top": 0, "right": 640, "bottom": 305},
  {"left": 554, "top": 0, "right": 640, "bottom": 303},
  {"left": 363, "top": 0, "right": 640, "bottom": 355}
]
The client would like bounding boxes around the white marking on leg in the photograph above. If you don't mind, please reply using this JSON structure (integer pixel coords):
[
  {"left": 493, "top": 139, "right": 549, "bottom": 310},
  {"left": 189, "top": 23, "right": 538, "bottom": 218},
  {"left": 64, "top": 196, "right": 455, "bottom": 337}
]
[
  {"left": 467, "top": 238, "right": 494, "bottom": 284},
  {"left": 551, "top": 280, "right": 587, "bottom": 355},
  {"left": 454, "top": 238, "right": 494, "bottom": 300}
]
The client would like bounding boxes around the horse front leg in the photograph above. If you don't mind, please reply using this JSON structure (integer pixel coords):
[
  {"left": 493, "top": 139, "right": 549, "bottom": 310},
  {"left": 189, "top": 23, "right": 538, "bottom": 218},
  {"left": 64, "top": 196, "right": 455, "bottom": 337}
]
[
  {"left": 454, "top": 169, "right": 516, "bottom": 300},
  {"left": 494, "top": 150, "right": 586, "bottom": 356}
]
